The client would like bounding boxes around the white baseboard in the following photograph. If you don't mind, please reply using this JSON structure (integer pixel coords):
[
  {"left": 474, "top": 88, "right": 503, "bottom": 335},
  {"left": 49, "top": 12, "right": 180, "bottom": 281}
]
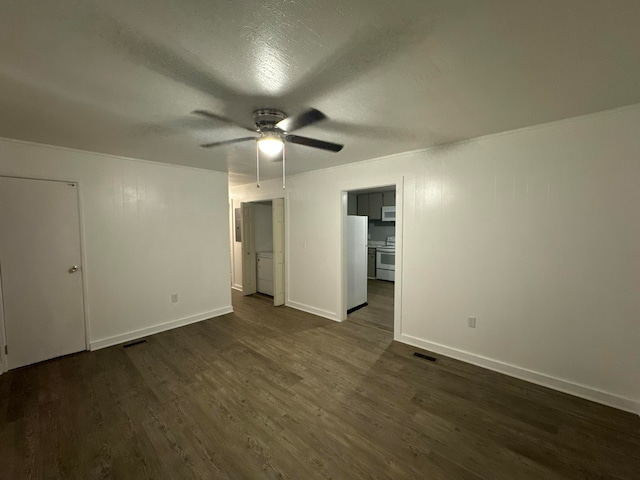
[
  {"left": 232, "top": 284, "right": 243, "bottom": 292},
  {"left": 286, "top": 300, "right": 341, "bottom": 322},
  {"left": 90, "top": 306, "right": 234, "bottom": 351},
  {"left": 398, "top": 333, "right": 640, "bottom": 416}
]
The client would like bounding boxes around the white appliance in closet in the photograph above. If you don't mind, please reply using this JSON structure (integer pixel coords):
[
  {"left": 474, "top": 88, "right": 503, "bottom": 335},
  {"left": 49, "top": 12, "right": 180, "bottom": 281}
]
[{"left": 257, "top": 251, "right": 274, "bottom": 296}]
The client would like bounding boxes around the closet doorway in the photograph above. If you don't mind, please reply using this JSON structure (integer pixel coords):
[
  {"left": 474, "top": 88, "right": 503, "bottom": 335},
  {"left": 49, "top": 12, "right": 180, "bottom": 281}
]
[{"left": 240, "top": 198, "right": 285, "bottom": 306}]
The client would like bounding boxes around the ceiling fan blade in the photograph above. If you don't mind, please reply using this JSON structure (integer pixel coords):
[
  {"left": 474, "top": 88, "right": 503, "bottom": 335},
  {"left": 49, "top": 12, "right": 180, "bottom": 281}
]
[
  {"left": 192, "top": 110, "right": 256, "bottom": 132},
  {"left": 276, "top": 108, "right": 326, "bottom": 133},
  {"left": 285, "top": 134, "right": 343, "bottom": 152},
  {"left": 200, "top": 137, "right": 256, "bottom": 148},
  {"left": 95, "top": 11, "right": 247, "bottom": 105}
]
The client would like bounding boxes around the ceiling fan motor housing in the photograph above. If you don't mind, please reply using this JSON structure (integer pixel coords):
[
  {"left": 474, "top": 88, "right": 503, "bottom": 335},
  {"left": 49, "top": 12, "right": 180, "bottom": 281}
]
[{"left": 253, "top": 109, "right": 287, "bottom": 133}]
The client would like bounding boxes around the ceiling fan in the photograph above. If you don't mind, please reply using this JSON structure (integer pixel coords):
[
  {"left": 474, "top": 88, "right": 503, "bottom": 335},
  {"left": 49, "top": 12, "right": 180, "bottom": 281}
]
[
  {"left": 193, "top": 107, "right": 344, "bottom": 153},
  {"left": 192, "top": 107, "right": 344, "bottom": 188}
]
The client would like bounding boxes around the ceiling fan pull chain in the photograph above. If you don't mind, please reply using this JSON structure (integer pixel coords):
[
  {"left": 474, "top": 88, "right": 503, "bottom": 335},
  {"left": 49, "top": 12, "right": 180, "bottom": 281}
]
[
  {"left": 256, "top": 141, "right": 261, "bottom": 188},
  {"left": 282, "top": 142, "right": 286, "bottom": 189}
]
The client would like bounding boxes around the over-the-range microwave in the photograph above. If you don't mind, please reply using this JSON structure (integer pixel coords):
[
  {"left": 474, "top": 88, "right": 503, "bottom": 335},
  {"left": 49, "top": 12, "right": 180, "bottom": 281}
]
[{"left": 381, "top": 206, "right": 396, "bottom": 222}]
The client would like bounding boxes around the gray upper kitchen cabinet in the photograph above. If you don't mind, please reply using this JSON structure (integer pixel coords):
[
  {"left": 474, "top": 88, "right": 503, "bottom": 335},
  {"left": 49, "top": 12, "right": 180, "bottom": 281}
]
[
  {"left": 368, "top": 193, "right": 383, "bottom": 220},
  {"left": 348, "top": 193, "right": 358, "bottom": 215},
  {"left": 357, "top": 194, "right": 369, "bottom": 216},
  {"left": 383, "top": 191, "right": 396, "bottom": 206},
  {"left": 356, "top": 190, "right": 395, "bottom": 219},
  {"left": 358, "top": 192, "right": 382, "bottom": 220}
]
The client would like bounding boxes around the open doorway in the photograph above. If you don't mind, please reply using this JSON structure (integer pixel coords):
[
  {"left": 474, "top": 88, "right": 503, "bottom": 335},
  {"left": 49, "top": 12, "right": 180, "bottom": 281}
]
[
  {"left": 344, "top": 186, "right": 396, "bottom": 332},
  {"left": 238, "top": 198, "right": 285, "bottom": 306}
]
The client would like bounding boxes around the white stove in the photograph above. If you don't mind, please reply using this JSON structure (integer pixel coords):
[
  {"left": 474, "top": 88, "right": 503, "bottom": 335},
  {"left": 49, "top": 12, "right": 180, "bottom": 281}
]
[{"left": 376, "top": 236, "right": 395, "bottom": 282}]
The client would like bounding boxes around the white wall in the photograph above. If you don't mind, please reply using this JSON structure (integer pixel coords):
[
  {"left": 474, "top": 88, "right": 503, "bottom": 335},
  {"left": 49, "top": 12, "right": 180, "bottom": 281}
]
[
  {"left": 254, "top": 202, "right": 273, "bottom": 253},
  {"left": 0, "top": 138, "right": 232, "bottom": 352},
  {"left": 231, "top": 104, "right": 640, "bottom": 414}
]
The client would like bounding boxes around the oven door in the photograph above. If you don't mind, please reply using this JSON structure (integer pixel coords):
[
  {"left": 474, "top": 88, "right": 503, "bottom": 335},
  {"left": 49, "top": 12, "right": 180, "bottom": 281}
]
[{"left": 376, "top": 248, "right": 395, "bottom": 271}]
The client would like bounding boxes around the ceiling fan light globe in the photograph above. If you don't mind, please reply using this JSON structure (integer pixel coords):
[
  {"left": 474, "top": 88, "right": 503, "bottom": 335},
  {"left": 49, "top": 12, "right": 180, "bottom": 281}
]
[{"left": 257, "top": 137, "right": 284, "bottom": 156}]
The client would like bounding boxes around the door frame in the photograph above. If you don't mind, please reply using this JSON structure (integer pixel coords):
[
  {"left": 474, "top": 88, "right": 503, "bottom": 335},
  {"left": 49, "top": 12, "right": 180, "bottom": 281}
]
[
  {"left": 271, "top": 198, "right": 285, "bottom": 306},
  {"left": 0, "top": 175, "right": 91, "bottom": 373},
  {"left": 231, "top": 190, "right": 289, "bottom": 304},
  {"left": 339, "top": 176, "right": 404, "bottom": 340},
  {"left": 240, "top": 202, "right": 257, "bottom": 296}
]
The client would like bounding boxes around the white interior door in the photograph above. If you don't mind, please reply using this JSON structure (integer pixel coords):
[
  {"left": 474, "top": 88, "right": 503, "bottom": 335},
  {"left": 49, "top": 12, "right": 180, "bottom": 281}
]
[
  {"left": 272, "top": 198, "right": 285, "bottom": 306},
  {"left": 0, "top": 176, "right": 86, "bottom": 369},
  {"left": 241, "top": 202, "right": 257, "bottom": 295}
]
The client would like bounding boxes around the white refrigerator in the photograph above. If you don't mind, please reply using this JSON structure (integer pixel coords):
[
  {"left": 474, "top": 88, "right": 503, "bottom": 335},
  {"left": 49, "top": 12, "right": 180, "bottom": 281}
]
[{"left": 347, "top": 215, "right": 368, "bottom": 312}]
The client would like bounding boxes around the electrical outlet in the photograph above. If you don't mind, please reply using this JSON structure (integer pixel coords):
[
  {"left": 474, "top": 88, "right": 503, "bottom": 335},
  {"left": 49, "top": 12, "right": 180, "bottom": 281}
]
[
  {"left": 171, "top": 293, "right": 179, "bottom": 303},
  {"left": 467, "top": 316, "right": 476, "bottom": 328}
]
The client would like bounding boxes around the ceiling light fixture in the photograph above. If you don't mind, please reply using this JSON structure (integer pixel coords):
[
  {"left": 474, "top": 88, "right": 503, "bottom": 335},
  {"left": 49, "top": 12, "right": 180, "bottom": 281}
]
[
  {"left": 257, "top": 135, "right": 284, "bottom": 155},
  {"left": 255, "top": 135, "right": 287, "bottom": 190}
]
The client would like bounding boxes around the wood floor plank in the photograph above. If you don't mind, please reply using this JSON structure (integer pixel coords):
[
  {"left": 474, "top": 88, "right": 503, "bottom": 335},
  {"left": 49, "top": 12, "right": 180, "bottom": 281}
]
[
  {"left": 347, "top": 279, "right": 395, "bottom": 332},
  {"left": 0, "top": 288, "right": 638, "bottom": 479}
]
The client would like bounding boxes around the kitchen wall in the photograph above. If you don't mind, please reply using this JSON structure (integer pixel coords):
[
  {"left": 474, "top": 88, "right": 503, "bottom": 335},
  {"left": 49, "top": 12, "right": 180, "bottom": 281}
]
[
  {"left": 0, "top": 137, "right": 232, "bottom": 355},
  {"left": 231, "top": 104, "right": 640, "bottom": 414},
  {"left": 368, "top": 221, "right": 395, "bottom": 243}
]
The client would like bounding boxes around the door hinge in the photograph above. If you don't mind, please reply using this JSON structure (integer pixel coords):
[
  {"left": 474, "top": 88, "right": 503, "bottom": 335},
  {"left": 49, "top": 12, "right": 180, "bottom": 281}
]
[{"left": 4, "top": 345, "right": 7, "bottom": 355}]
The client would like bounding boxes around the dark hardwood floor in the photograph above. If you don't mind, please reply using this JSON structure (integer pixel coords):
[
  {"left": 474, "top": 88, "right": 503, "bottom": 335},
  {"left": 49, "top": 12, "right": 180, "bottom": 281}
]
[
  {"left": 1, "top": 290, "right": 639, "bottom": 479},
  {"left": 348, "top": 279, "right": 394, "bottom": 332}
]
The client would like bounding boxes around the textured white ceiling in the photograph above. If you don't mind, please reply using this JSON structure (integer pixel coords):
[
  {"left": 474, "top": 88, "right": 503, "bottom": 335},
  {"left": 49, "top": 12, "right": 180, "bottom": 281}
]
[{"left": 1, "top": 1, "right": 640, "bottom": 185}]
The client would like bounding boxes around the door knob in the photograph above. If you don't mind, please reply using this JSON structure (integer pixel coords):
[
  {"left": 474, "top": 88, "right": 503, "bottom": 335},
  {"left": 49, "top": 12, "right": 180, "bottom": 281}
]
[{"left": 68, "top": 265, "right": 79, "bottom": 273}]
